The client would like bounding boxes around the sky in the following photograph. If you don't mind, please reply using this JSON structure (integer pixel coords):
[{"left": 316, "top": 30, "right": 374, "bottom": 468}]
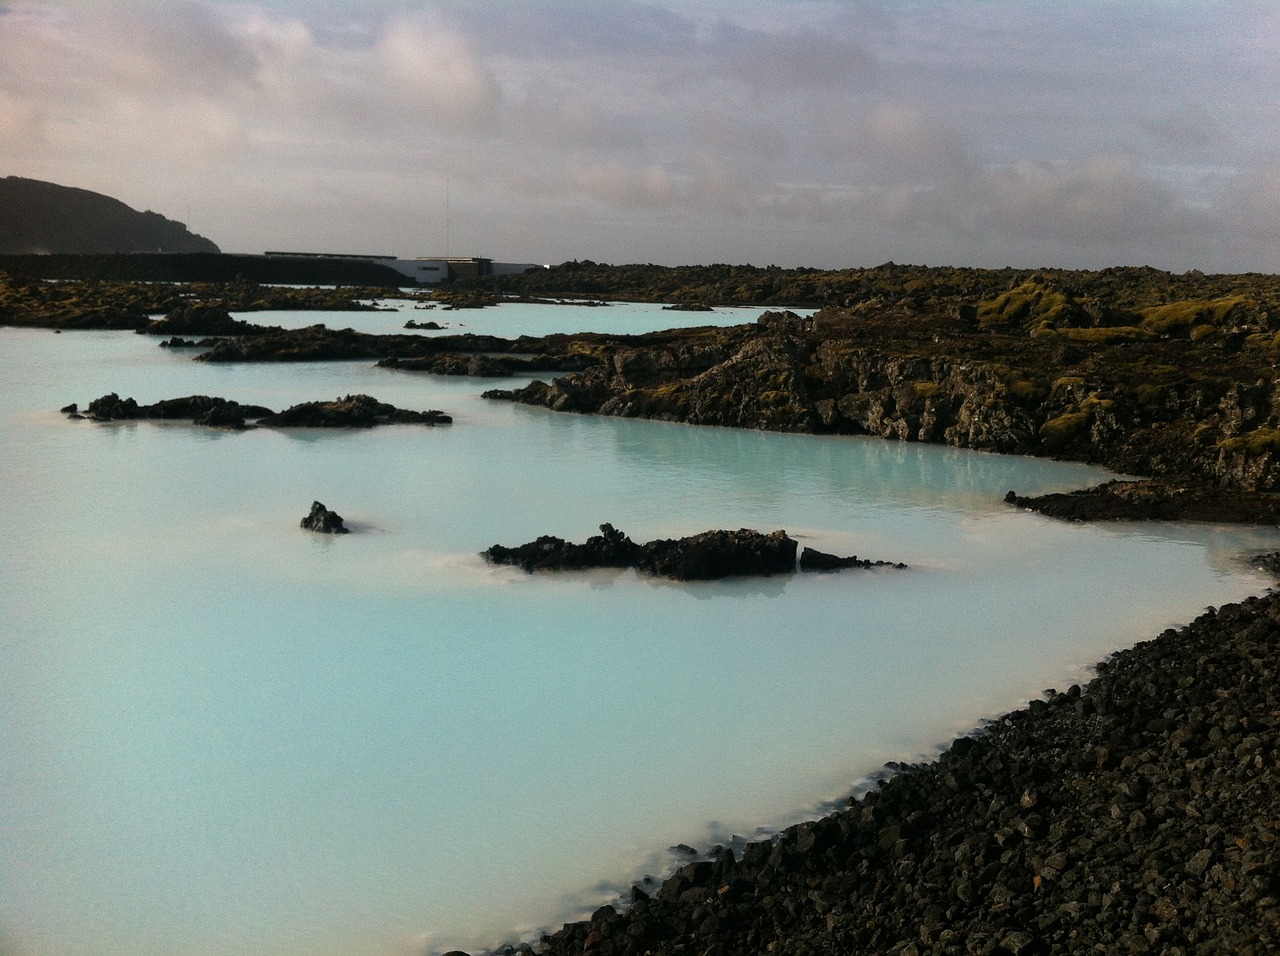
[{"left": 2, "top": 0, "right": 1278, "bottom": 272}]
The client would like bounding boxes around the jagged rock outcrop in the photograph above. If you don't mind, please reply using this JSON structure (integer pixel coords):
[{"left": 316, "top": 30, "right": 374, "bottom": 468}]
[
  {"left": 483, "top": 523, "right": 642, "bottom": 572},
  {"left": 1005, "top": 480, "right": 1280, "bottom": 523},
  {"left": 68, "top": 392, "right": 451, "bottom": 429},
  {"left": 484, "top": 525, "right": 899, "bottom": 581},
  {"left": 194, "top": 326, "right": 598, "bottom": 364},
  {"left": 144, "top": 304, "right": 268, "bottom": 337},
  {"left": 378, "top": 352, "right": 597, "bottom": 377},
  {"left": 76, "top": 392, "right": 273, "bottom": 428},
  {"left": 196, "top": 325, "right": 425, "bottom": 363},
  {"left": 635, "top": 528, "right": 798, "bottom": 580},
  {"left": 256, "top": 394, "right": 451, "bottom": 427},
  {"left": 300, "top": 501, "right": 349, "bottom": 534}
]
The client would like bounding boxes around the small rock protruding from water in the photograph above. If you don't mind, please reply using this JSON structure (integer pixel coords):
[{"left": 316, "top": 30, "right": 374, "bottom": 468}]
[{"left": 301, "top": 501, "right": 349, "bottom": 534}]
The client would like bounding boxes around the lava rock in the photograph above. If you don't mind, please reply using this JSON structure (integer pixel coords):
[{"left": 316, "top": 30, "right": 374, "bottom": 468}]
[
  {"left": 484, "top": 526, "right": 810, "bottom": 581},
  {"left": 798, "top": 546, "right": 907, "bottom": 571},
  {"left": 78, "top": 392, "right": 272, "bottom": 428},
  {"left": 636, "top": 529, "right": 797, "bottom": 580},
  {"left": 300, "top": 501, "right": 349, "bottom": 534},
  {"left": 256, "top": 394, "right": 451, "bottom": 427},
  {"left": 483, "top": 523, "right": 641, "bottom": 572},
  {"left": 144, "top": 303, "right": 268, "bottom": 337}
]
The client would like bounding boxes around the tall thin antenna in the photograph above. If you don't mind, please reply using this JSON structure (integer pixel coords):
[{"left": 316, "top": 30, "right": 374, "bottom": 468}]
[{"left": 445, "top": 177, "right": 450, "bottom": 257}]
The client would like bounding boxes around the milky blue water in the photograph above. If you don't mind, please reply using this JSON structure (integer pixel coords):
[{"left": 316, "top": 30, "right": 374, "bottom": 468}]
[
  {"left": 3, "top": 304, "right": 1279, "bottom": 956},
  {"left": 247, "top": 298, "right": 775, "bottom": 337}
]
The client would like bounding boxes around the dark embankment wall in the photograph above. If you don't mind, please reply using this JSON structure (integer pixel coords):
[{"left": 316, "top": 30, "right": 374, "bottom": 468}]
[{"left": 0, "top": 252, "right": 417, "bottom": 287}]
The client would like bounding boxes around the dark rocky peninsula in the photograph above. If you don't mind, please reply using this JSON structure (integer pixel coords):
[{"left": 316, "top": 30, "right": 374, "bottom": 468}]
[
  {"left": 66, "top": 392, "right": 450, "bottom": 429},
  {"left": 469, "top": 589, "right": 1280, "bottom": 956},
  {"left": 1005, "top": 481, "right": 1280, "bottom": 524}
]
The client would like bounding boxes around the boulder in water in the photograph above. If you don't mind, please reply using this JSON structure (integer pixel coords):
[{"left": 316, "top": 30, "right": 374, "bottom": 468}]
[{"left": 301, "top": 501, "right": 349, "bottom": 534}]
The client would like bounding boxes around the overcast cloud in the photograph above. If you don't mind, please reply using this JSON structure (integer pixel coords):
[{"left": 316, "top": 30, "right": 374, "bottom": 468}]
[{"left": 2, "top": 0, "right": 1277, "bottom": 271}]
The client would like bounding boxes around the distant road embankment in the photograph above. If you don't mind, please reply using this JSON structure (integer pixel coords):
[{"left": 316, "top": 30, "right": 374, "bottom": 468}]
[{"left": 0, "top": 252, "right": 416, "bottom": 287}]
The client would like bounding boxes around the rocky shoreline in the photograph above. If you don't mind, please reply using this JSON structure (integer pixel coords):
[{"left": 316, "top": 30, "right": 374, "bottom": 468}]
[
  {"left": 466, "top": 585, "right": 1280, "bottom": 956},
  {"left": 1004, "top": 480, "right": 1280, "bottom": 524},
  {"left": 17, "top": 267, "right": 1280, "bottom": 522}
]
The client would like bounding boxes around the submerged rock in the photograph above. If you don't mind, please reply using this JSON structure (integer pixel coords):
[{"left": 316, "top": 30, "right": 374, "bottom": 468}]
[
  {"left": 798, "top": 546, "right": 906, "bottom": 571},
  {"left": 300, "top": 501, "right": 349, "bottom": 534}
]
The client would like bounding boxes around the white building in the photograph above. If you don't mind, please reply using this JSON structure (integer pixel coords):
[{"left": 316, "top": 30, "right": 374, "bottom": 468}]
[{"left": 262, "top": 251, "right": 545, "bottom": 285}]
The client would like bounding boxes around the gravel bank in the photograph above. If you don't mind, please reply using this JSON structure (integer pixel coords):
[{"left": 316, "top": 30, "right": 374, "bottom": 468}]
[{"left": 474, "top": 589, "right": 1280, "bottom": 956}]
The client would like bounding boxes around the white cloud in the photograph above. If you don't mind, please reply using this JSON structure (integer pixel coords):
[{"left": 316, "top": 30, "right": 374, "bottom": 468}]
[
  {"left": 567, "top": 160, "right": 680, "bottom": 209},
  {"left": 1, "top": 0, "right": 1278, "bottom": 270},
  {"left": 375, "top": 12, "right": 501, "bottom": 130}
]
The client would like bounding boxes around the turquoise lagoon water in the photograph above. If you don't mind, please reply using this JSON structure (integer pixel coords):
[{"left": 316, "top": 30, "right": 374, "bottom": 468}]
[
  {"left": 3, "top": 307, "right": 1279, "bottom": 956},
  {"left": 240, "top": 298, "right": 777, "bottom": 337}
]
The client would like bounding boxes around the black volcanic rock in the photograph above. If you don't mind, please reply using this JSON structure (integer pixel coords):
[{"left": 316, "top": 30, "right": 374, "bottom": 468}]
[
  {"left": 256, "top": 393, "right": 451, "bottom": 427},
  {"left": 483, "top": 523, "right": 641, "bottom": 572},
  {"left": 378, "top": 352, "right": 598, "bottom": 377},
  {"left": 483, "top": 526, "right": 879, "bottom": 581},
  {"left": 798, "top": 546, "right": 906, "bottom": 571},
  {"left": 71, "top": 392, "right": 451, "bottom": 429},
  {"left": 195, "top": 325, "right": 412, "bottom": 362},
  {"left": 1004, "top": 479, "right": 1280, "bottom": 523},
  {"left": 300, "top": 501, "right": 349, "bottom": 534},
  {"left": 0, "top": 176, "right": 219, "bottom": 254},
  {"left": 144, "top": 304, "right": 269, "bottom": 337},
  {"left": 636, "top": 528, "right": 797, "bottom": 580},
  {"left": 79, "top": 392, "right": 272, "bottom": 428}
]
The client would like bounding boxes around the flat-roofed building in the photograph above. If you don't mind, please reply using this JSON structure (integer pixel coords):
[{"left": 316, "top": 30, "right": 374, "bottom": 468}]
[{"left": 261, "top": 251, "right": 545, "bottom": 284}]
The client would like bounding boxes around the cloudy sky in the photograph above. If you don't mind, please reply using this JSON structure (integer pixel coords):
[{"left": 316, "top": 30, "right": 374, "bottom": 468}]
[{"left": 2, "top": 1, "right": 1278, "bottom": 271}]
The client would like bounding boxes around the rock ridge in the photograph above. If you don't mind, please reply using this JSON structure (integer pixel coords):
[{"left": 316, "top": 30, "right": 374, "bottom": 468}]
[
  {"left": 482, "top": 524, "right": 904, "bottom": 581},
  {"left": 65, "top": 392, "right": 451, "bottom": 429}
]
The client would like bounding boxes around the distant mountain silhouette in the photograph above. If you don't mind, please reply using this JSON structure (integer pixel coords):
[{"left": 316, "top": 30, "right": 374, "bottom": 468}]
[{"left": 0, "top": 176, "right": 220, "bottom": 254}]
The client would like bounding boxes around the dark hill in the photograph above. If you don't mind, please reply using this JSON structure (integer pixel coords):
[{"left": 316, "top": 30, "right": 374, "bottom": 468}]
[{"left": 0, "top": 176, "right": 219, "bottom": 254}]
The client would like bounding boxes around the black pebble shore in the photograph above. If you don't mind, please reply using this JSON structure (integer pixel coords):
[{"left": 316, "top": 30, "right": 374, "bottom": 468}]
[{"left": 473, "top": 588, "right": 1280, "bottom": 956}]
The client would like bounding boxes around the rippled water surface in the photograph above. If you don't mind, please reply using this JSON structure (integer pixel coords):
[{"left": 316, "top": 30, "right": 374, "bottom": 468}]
[{"left": 3, "top": 304, "right": 1278, "bottom": 956}]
